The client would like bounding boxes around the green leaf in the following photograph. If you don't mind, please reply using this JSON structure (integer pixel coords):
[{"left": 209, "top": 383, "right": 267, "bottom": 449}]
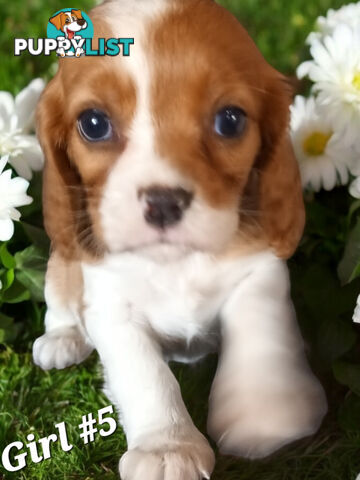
[
  {"left": 0, "top": 243, "right": 16, "bottom": 269},
  {"left": 21, "top": 223, "right": 50, "bottom": 251},
  {"left": 347, "top": 199, "right": 360, "bottom": 225},
  {"left": 15, "top": 245, "right": 48, "bottom": 271},
  {"left": 333, "top": 360, "right": 360, "bottom": 396},
  {"left": 0, "top": 312, "right": 14, "bottom": 328},
  {"left": 0, "top": 269, "right": 15, "bottom": 292},
  {"left": 16, "top": 270, "right": 44, "bottom": 302},
  {"left": 2, "top": 279, "right": 31, "bottom": 304},
  {"left": 0, "top": 313, "right": 19, "bottom": 343},
  {"left": 338, "top": 394, "right": 360, "bottom": 432},
  {"left": 338, "top": 217, "right": 360, "bottom": 285},
  {"left": 14, "top": 246, "right": 47, "bottom": 302},
  {"left": 316, "top": 318, "right": 357, "bottom": 366}
]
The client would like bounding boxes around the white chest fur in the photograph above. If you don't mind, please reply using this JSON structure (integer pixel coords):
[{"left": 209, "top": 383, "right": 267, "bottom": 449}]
[{"left": 81, "top": 249, "right": 272, "bottom": 346}]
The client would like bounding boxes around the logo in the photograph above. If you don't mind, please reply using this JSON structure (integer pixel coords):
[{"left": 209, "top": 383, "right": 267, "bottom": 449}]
[
  {"left": 47, "top": 8, "right": 93, "bottom": 57},
  {"left": 14, "top": 8, "right": 134, "bottom": 57}
]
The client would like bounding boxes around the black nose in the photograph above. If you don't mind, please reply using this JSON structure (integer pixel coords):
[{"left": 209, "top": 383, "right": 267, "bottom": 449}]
[
  {"left": 142, "top": 187, "right": 193, "bottom": 229},
  {"left": 77, "top": 18, "right": 85, "bottom": 26}
]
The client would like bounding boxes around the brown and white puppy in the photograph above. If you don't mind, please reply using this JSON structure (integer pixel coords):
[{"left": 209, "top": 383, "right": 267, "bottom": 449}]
[
  {"left": 33, "top": 0, "right": 327, "bottom": 478},
  {"left": 49, "top": 9, "right": 87, "bottom": 57}
]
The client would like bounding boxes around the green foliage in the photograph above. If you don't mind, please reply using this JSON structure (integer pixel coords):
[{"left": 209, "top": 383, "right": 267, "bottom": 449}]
[
  {"left": 219, "top": 0, "right": 348, "bottom": 73},
  {"left": 0, "top": 0, "right": 94, "bottom": 93},
  {"left": 0, "top": 171, "right": 48, "bottom": 344},
  {"left": 339, "top": 216, "right": 360, "bottom": 284}
]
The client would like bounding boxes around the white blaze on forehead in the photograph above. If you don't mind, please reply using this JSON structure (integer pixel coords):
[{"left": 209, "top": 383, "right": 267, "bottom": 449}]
[
  {"left": 98, "top": 0, "right": 172, "bottom": 140},
  {"left": 96, "top": 0, "right": 178, "bottom": 164},
  {"left": 102, "top": 0, "right": 186, "bottom": 183}
]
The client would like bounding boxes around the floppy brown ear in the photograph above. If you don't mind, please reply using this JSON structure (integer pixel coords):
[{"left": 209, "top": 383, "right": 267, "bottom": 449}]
[
  {"left": 49, "top": 12, "right": 65, "bottom": 31},
  {"left": 71, "top": 9, "right": 82, "bottom": 19},
  {"left": 257, "top": 73, "right": 305, "bottom": 259},
  {"left": 36, "top": 76, "right": 92, "bottom": 260}
]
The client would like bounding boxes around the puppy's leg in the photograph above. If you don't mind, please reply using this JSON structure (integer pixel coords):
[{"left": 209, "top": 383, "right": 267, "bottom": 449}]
[
  {"left": 85, "top": 310, "right": 215, "bottom": 480},
  {"left": 33, "top": 251, "right": 93, "bottom": 370},
  {"left": 73, "top": 35, "right": 85, "bottom": 57},
  {"left": 207, "top": 255, "right": 327, "bottom": 459},
  {"left": 56, "top": 47, "right": 65, "bottom": 57},
  {"left": 75, "top": 48, "right": 84, "bottom": 57}
]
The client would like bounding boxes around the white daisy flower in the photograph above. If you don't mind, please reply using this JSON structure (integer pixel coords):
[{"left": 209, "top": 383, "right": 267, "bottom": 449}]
[
  {"left": 297, "top": 24, "right": 360, "bottom": 152},
  {"left": 349, "top": 153, "right": 360, "bottom": 176},
  {"left": 307, "top": 2, "right": 360, "bottom": 44},
  {"left": 349, "top": 176, "right": 360, "bottom": 198},
  {"left": 0, "top": 78, "right": 45, "bottom": 180},
  {"left": 353, "top": 295, "right": 360, "bottom": 323},
  {"left": 0, "top": 155, "right": 33, "bottom": 242},
  {"left": 290, "top": 95, "right": 352, "bottom": 192}
]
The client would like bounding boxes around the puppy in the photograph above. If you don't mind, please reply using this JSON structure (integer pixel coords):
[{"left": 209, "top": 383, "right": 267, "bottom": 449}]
[
  {"left": 33, "top": 0, "right": 327, "bottom": 478},
  {"left": 49, "top": 9, "right": 87, "bottom": 57}
]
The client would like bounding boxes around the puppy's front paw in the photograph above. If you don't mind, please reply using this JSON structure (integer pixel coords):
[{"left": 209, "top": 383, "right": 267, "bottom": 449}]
[
  {"left": 119, "top": 427, "right": 215, "bottom": 480},
  {"left": 75, "top": 48, "right": 85, "bottom": 57},
  {"left": 33, "top": 326, "right": 93, "bottom": 370},
  {"left": 207, "top": 370, "right": 327, "bottom": 459}
]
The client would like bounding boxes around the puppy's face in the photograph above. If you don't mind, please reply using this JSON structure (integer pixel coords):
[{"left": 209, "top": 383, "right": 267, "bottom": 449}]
[
  {"left": 49, "top": 10, "right": 87, "bottom": 38},
  {"left": 38, "top": 0, "right": 304, "bottom": 260}
]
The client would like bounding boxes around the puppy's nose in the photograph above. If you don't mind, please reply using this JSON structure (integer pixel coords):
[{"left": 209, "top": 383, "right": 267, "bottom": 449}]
[
  {"left": 141, "top": 187, "right": 193, "bottom": 229},
  {"left": 77, "top": 18, "right": 86, "bottom": 26}
]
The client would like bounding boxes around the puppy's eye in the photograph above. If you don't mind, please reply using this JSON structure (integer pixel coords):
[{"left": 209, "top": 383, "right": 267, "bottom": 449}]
[
  {"left": 214, "top": 106, "right": 247, "bottom": 138},
  {"left": 77, "top": 109, "right": 113, "bottom": 143},
  {"left": 65, "top": 18, "right": 70, "bottom": 23}
]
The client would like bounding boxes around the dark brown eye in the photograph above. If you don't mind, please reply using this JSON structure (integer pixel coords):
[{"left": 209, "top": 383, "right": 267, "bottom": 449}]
[
  {"left": 214, "top": 106, "right": 247, "bottom": 138},
  {"left": 65, "top": 18, "right": 70, "bottom": 23},
  {"left": 78, "top": 109, "right": 113, "bottom": 142}
]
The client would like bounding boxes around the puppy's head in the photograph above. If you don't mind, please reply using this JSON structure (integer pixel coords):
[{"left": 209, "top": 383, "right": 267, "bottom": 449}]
[
  {"left": 49, "top": 9, "right": 87, "bottom": 36},
  {"left": 38, "top": 0, "right": 304, "bottom": 260}
]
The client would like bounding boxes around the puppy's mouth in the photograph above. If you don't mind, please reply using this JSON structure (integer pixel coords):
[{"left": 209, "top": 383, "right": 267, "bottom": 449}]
[{"left": 64, "top": 27, "right": 75, "bottom": 40}]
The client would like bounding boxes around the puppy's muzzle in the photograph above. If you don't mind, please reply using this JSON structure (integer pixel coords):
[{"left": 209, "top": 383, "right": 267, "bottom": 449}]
[
  {"left": 140, "top": 187, "right": 193, "bottom": 229},
  {"left": 77, "top": 18, "right": 86, "bottom": 26}
]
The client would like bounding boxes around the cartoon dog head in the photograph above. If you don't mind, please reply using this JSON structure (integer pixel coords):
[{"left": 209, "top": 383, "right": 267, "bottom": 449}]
[{"left": 49, "top": 9, "right": 87, "bottom": 40}]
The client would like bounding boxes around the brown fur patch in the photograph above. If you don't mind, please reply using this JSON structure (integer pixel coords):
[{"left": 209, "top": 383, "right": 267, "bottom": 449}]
[
  {"left": 148, "top": 0, "right": 304, "bottom": 258},
  {"left": 37, "top": 17, "right": 137, "bottom": 259},
  {"left": 46, "top": 250, "right": 84, "bottom": 310}
]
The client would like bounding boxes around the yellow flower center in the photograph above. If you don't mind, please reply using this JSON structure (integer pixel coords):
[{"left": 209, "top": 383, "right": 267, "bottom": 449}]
[
  {"left": 303, "top": 131, "right": 332, "bottom": 157},
  {"left": 353, "top": 71, "right": 360, "bottom": 90}
]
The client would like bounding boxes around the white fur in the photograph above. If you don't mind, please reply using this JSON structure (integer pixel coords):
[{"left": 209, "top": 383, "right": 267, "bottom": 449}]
[
  {"left": 79, "top": 249, "right": 326, "bottom": 479},
  {"left": 207, "top": 258, "right": 327, "bottom": 458},
  {"left": 34, "top": 248, "right": 327, "bottom": 478}
]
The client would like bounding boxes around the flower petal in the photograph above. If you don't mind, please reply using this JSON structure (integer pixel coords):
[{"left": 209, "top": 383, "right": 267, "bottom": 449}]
[
  {"left": 0, "top": 155, "right": 9, "bottom": 174},
  {"left": 15, "top": 78, "right": 45, "bottom": 133},
  {"left": 8, "top": 155, "right": 33, "bottom": 180},
  {"left": 0, "top": 218, "right": 14, "bottom": 241},
  {"left": 349, "top": 177, "right": 360, "bottom": 199},
  {"left": 19, "top": 137, "right": 44, "bottom": 171},
  {"left": 0, "top": 92, "right": 15, "bottom": 131}
]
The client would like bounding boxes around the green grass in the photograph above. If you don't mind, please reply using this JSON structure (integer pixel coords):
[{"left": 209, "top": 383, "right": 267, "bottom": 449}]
[
  {"left": 1, "top": 347, "right": 360, "bottom": 479},
  {"left": 1, "top": 0, "right": 360, "bottom": 479}
]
